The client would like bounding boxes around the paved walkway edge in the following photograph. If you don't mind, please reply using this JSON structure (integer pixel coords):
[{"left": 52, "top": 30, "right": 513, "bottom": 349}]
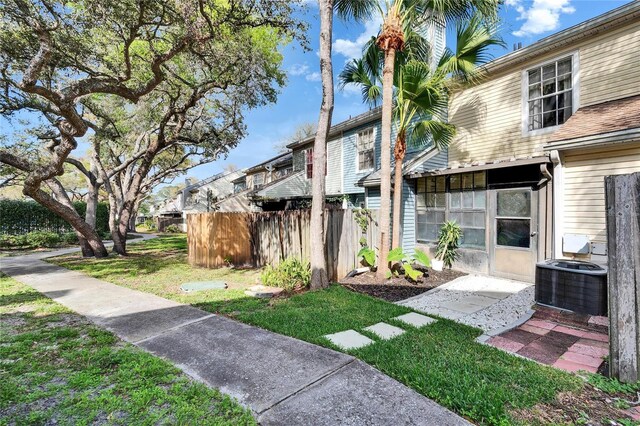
[{"left": 1, "top": 243, "right": 470, "bottom": 425}]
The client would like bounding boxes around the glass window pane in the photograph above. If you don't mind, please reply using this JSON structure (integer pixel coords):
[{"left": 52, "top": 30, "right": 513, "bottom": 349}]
[
  {"left": 435, "top": 193, "right": 446, "bottom": 208},
  {"left": 417, "top": 194, "right": 426, "bottom": 208},
  {"left": 462, "top": 212, "right": 474, "bottom": 227},
  {"left": 473, "top": 212, "right": 485, "bottom": 227},
  {"left": 558, "top": 107, "right": 572, "bottom": 124},
  {"left": 557, "top": 73, "right": 571, "bottom": 91},
  {"left": 449, "top": 212, "right": 461, "bottom": 224},
  {"left": 462, "top": 192, "right": 473, "bottom": 208},
  {"left": 462, "top": 173, "right": 473, "bottom": 190},
  {"left": 450, "top": 192, "right": 461, "bottom": 209},
  {"left": 528, "top": 84, "right": 541, "bottom": 99},
  {"left": 450, "top": 174, "right": 461, "bottom": 190},
  {"left": 497, "top": 219, "right": 531, "bottom": 248},
  {"left": 435, "top": 211, "right": 445, "bottom": 224},
  {"left": 557, "top": 58, "right": 571, "bottom": 75},
  {"left": 530, "top": 113, "right": 542, "bottom": 130},
  {"left": 461, "top": 228, "right": 485, "bottom": 247},
  {"left": 417, "top": 178, "right": 425, "bottom": 193},
  {"left": 497, "top": 191, "right": 531, "bottom": 217},
  {"left": 426, "top": 177, "right": 436, "bottom": 192},
  {"left": 436, "top": 176, "right": 446, "bottom": 192},
  {"left": 474, "top": 190, "right": 486, "bottom": 208},
  {"left": 417, "top": 213, "right": 427, "bottom": 224},
  {"left": 543, "top": 64, "right": 556, "bottom": 80},
  {"left": 543, "top": 111, "right": 556, "bottom": 127},
  {"left": 417, "top": 223, "right": 428, "bottom": 241},
  {"left": 542, "top": 79, "right": 556, "bottom": 95},
  {"left": 426, "top": 193, "right": 436, "bottom": 208},
  {"left": 543, "top": 96, "right": 557, "bottom": 112},
  {"left": 474, "top": 172, "right": 486, "bottom": 189},
  {"left": 528, "top": 68, "right": 541, "bottom": 84},
  {"left": 426, "top": 224, "right": 438, "bottom": 241}
]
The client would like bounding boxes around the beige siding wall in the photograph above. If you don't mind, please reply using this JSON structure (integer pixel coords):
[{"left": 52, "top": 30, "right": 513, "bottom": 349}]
[
  {"left": 562, "top": 142, "right": 640, "bottom": 245},
  {"left": 448, "top": 23, "right": 640, "bottom": 165}
]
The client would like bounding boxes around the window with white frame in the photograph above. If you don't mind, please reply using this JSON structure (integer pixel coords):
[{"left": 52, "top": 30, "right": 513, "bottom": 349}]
[
  {"left": 357, "top": 128, "right": 375, "bottom": 171},
  {"left": 416, "top": 172, "right": 487, "bottom": 248},
  {"left": 305, "top": 148, "right": 313, "bottom": 179},
  {"left": 253, "top": 173, "right": 264, "bottom": 189},
  {"left": 527, "top": 56, "right": 573, "bottom": 131}
]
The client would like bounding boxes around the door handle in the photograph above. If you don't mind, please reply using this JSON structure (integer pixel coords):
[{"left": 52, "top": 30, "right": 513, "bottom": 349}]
[{"left": 530, "top": 231, "right": 538, "bottom": 237}]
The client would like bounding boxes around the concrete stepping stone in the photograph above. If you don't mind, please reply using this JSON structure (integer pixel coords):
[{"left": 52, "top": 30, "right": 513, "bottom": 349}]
[
  {"left": 364, "top": 322, "right": 405, "bottom": 340},
  {"left": 394, "top": 312, "right": 437, "bottom": 328},
  {"left": 244, "top": 285, "right": 284, "bottom": 298},
  {"left": 324, "top": 330, "right": 374, "bottom": 350}
]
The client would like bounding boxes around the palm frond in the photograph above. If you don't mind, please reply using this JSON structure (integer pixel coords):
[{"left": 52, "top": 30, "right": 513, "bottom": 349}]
[
  {"left": 409, "top": 118, "right": 456, "bottom": 151},
  {"left": 334, "top": 0, "right": 378, "bottom": 21}
]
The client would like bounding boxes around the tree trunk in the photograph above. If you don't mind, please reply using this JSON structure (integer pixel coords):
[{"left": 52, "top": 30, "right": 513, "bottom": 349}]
[
  {"left": 27, "top": 186, "right": 108, "bottom": 257},
  {"left": 392, "top": 133, "right": 406, "bottom": 249},
  {"left": 309, "top": 0, "right": 334, "bottom": 289},
  {"left": 376, "top": 47, "right": 396, "bottom": 281}
]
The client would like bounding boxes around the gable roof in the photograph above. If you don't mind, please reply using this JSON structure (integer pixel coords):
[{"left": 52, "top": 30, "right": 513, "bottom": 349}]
[
  {"left": 244, "top": 151, "right": 292, "bottom": 174},
  {"left": 476, "top": 2, "right": 640, "bottom": 79}
]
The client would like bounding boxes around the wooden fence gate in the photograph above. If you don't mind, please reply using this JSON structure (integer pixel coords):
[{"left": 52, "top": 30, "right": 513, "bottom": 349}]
[
  {"left": 605, "top": 172, "right": 640, "bottom": 383},
  {"left": 187, "top": 209, "right": 379, "bottom": 281}
]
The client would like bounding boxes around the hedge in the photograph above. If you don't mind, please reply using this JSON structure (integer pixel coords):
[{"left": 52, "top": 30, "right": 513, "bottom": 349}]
[{"left": 0, "top": 199, "right": 109, "bottom": 235}]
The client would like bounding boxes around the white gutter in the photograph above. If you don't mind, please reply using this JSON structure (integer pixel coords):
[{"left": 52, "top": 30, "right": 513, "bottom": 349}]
[
  {"left": 549, "top": 150, "right": 564, "bottom": 259},
  {"left": 544, "top": 128, "right": 640, "bottom": 151}
]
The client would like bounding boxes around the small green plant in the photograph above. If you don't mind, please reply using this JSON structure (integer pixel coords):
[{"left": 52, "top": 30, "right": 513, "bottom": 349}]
[
  {"left": 165, "top": 224, "right": 182, "bottom": 233},
  {"left": 25, "top": 231, "right": 61, "bottom": 248},
  {"left": 358, "top": 247, "right": 376, "bottom": 268},
  {"left": 61, "top": 232, "right": 79, "bottom": 245},
  {"left": 436, "top": 221, "right": 462, "bottom": 268},
  {"left": 260, "top": 257, "right": 311, "bottom": 292},
  {"left": 586, "top": 373, "right": 640, "bottom": 395},
  {"left": 354, "top": 208, "right": 373, "bottom": 248},
  {"left": 386, "top": 247, "right": 432, "bottom": 282},
  {"left": 143, "top": 218, "right": 157, "bottom": 230}
]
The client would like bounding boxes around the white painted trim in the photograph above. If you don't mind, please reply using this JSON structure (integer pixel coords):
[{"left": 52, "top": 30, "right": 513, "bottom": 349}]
[
  {"left": 550, "top": 150, "right": 565, "bottom": 259},
  {"left": 355, "top": 126, "right": 376, "bottom": 174},
  {"left": 521, "top": 51, "right": 580, "bottom": 137}
]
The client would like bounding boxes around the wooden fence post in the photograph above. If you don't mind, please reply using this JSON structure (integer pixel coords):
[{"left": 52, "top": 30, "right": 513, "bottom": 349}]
[{"left": 605, "top": 171, "right": 640, "bottom": 383}]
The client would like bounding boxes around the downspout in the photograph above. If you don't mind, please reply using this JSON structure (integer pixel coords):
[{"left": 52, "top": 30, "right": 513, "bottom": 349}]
[{"left": 549, "top": 150, "right": 564, "bottom": 259}]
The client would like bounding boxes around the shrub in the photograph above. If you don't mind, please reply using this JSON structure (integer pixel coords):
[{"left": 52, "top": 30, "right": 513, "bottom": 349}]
[
  {"left": 143, "top": 218, "right": 157, "bottom": 230},
  {"left": 25, "top": 231, "right": 61, "bottom": 248},
  {"left": 260, "top": 257, "right": 311, "bottom": 292},
  {"left": 61, "top": 232, "right": 79, "bottom": 245},
  {"left": 165, "top": 224, "right": 182, "bottom": 233},
  {"left": 0, "top": 234, "right": 28, "bottom": 248}
]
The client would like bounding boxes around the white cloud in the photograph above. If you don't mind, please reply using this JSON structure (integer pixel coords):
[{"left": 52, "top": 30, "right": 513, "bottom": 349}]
[
  {"left": 289, "top": 63, "right": 310, "bottom": 76},
  {"left": 340, "top": 83, "right": 362, "bottom": 97},
  {"left": 333, "top": 16, "right": 383, "bottom": 59},
  {"left": 305, "top": 72, "right": 321, "bottom": 82},
  {"left": 509, "top": 0, "right": 575, "bottom": 37}
]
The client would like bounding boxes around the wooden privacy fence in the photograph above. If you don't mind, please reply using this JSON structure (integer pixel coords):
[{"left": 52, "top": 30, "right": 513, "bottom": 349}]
[
  {"left": 605, "top": 171, "right": 640, "bottom": 383},
  {"left": 187, "top": 209, "right": 379, "bottom": 281}
]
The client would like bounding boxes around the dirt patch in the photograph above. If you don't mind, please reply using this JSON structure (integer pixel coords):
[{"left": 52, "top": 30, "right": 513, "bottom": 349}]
[
  {"left": 510, "top": 384, "right": 637, "bottom": 425},
  {"left": 340, "top": 268, "right": 466, "bottom": 302}
]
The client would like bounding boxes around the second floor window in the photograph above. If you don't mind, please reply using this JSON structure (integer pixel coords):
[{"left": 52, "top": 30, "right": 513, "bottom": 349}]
[
  {"left": 253, "top": 173, "right": 264, "bottom": 189},
  {"left": 305, "top": 148, "right": 313, "bottom": 179},
  {"left": 527, "top": 56, "right": 573, "bottom": 131},
  {"left": 357, "top": 128, "right": 375, "bottom": 171}
]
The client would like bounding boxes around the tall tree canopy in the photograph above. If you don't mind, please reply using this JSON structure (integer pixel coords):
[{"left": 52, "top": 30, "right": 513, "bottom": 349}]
[{"left": 0, "top": 0, "right": 304, "bottom": 256}]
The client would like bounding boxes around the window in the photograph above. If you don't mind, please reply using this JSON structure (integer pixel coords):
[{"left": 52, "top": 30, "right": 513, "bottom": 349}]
[
  {"left": 496, "top": 189, "right": 531, "bottom": 248},
  {"left": 253, "top": 173, "right": 264, "bottom": 189},
  {"left": 276, "top": 166, "right": 293, "bottom": 179},
  {"left": 357, "top": 128, "right": 375, "bottom": 171},
  {"left": 526, "top": 56, "right": 573, "bottom": 131},
  {"left": 305, "top": 148, "right": 313, "bottom": 179},
  {"left": 233, "top": 181, "right": 246, "bottom": 193},
  {"left": 416, "top": 172, "right": 487, "bottom": 248}
]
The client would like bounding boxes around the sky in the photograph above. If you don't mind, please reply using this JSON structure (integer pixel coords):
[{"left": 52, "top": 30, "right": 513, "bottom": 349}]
[
  {"left": 187, "top": 0, "right": 629, "bottom": 183},
  {"left": 1, "top": 0, "right": 631, "bottom": 188}
]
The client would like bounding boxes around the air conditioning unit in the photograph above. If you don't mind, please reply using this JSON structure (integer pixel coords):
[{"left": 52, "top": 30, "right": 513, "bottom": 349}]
[{"left": 535, "top": 260, "right": 607, "bottom": 316}]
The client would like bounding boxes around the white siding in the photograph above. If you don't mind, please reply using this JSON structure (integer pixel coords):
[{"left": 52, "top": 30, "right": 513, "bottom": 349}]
[{"left": 562, "top": 142, "right": 640, "bottom": 245}]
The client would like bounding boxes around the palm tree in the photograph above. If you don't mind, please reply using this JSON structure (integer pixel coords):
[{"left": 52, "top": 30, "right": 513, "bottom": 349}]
[{"left": 340, "top": 11, "right": 503, "bottom": 260}]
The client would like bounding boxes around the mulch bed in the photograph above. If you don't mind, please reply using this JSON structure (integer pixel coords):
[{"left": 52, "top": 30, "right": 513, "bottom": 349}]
[{"left": 340, "top": 268, "right": 466, "bottom": 302}]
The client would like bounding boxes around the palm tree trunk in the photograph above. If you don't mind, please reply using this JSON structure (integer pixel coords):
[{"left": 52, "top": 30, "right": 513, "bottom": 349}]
[
  {"left": 376, "top": 46, "right": 396, "bottom": 281},
  {"left": 309, "top": 0, "right": 333, "bottom": 289},
  {"left": 392, "top": 133, "right": 406, "bottom": 248}
]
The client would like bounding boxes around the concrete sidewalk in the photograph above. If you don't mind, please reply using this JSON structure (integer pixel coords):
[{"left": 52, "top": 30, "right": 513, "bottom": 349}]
[{"left": 1, "top": 247, "right": 469, "bottom": 425}]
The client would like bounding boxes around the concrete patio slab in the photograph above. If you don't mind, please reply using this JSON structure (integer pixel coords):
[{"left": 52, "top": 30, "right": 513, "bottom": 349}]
[
  {"left": 364, "top": 322, "right": 405, "bottom": 340},
  {"left": 394, "top": 312, "right": 437, "bottom": 328},
  {"left": 324, "top": 330, "right": 374, "bottom": 350},
  {"left": 258, "top": 360, "right": 471, "bottom": 425}
]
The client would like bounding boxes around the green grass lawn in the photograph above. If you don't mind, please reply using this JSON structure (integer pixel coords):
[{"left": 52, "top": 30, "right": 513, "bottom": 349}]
[
  {"left": 0, "top": 272, "right": 255, "bottom": 425},
  {"left": 47, "top": 235, "right": 590, "bottom": 424}
]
